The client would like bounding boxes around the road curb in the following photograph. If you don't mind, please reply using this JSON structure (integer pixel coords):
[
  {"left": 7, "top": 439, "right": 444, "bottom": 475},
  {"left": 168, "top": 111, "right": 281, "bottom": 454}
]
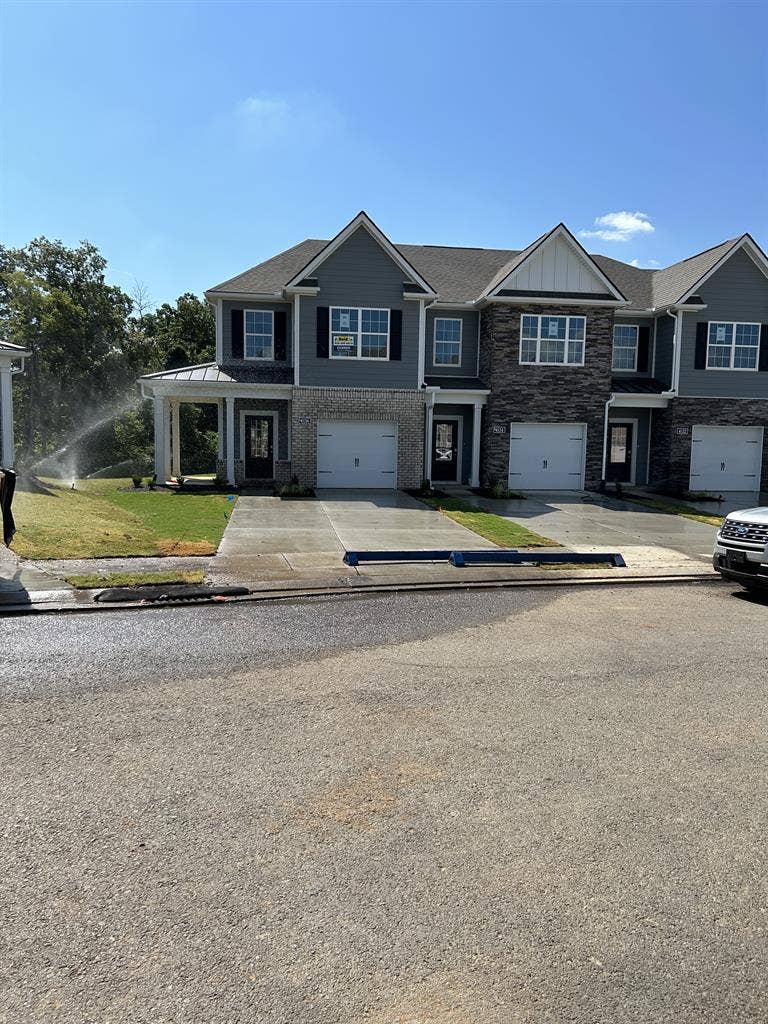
[{"left": 0, "top": 570, "right": 723, "bottom": 616}]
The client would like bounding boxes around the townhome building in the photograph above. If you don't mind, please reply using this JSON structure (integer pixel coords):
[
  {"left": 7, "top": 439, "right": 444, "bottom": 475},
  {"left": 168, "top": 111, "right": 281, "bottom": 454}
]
[{"left": 140, "top": 213, "right": 768, "bottom": 495}]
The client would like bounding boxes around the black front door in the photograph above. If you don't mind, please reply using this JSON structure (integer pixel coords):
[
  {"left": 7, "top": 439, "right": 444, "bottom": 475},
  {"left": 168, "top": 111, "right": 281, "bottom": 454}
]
[
  {"left": 606, "top": 422, "right": 633, "bottom": 483},
  {"left": 431, "top": 418, "right": 459, "bottom": 482},
  {"left": 244, "top": 415, "right": 274, "bottom": 479}
]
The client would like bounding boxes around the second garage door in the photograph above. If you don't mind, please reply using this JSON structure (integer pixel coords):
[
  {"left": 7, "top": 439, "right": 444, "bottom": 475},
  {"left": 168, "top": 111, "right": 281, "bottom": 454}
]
[
  {"left": 508, "top": 422, "right": 586, "bottom": 490},
  {"left": 689, "top": 425, "right": 763, "bottom": 491},
  {"left": 316, "top": 420, "right": 398, "bottom": 488}
]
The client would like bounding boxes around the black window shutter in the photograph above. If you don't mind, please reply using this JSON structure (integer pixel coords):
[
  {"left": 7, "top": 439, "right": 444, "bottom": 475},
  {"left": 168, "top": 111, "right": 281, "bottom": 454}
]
[
  {"left": 694, "top": 321, "right": 708, "bottom": 370},
  {"left": 759, "top": 324, "right": 768, "bottom": 371},
  {"left": 231, "top": 309, "right": 244, "bottom": 360},
  {"left": 637, "top": 323, "right": 650, "bottom": 373},
  {"left": 274, "top": 311, "right": 287, "bottom": 361},
  {"left": 316, "top": 306, "right": 329, "bottom": 358},
  {"left": 389, "top": 309, "right": 402, "bottom": 361}
]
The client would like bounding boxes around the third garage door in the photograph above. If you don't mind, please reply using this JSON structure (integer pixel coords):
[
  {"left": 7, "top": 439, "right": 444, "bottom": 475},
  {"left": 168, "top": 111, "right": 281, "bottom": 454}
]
[
  {"left": 508, "top": 422, "right": 586, "bottom": 490},
  {"left": 689, "top": 425, "right": 763, "bottom": 491},
  {"left": 316, "top": 420, "right": 398, "bottom": 488}
]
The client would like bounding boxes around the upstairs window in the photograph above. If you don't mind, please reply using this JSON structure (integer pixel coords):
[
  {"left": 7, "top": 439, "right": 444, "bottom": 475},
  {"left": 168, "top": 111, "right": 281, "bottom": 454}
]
[
  {"left": 707, "top": 321, "right": 760, "bottom": 370},
  {"left": 612, "top": 324, "right": 639, "bottom": 371},
  {"left": 520, "top": 315, "right": 586, "bottom": 366},
  {"left": 331, "top": 307, "right": 389, "bottom": 359},
  {"left": 244, "top": 310, "right": 274, "bottom": 359},
  {"left": 434, "top": 318, "right": 462, "bottom": 366}
]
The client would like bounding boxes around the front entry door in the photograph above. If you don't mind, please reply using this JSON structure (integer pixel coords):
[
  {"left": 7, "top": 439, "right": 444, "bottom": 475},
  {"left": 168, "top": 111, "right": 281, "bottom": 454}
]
[
  {"left": 244, "top": 415, "right": 274, "bottom": 479},
  {"left": 431, "top": 418, "right": 459, "bottom": 482},
  {"left": 606, "top": 422, "right": 633, "bottom": 483}
]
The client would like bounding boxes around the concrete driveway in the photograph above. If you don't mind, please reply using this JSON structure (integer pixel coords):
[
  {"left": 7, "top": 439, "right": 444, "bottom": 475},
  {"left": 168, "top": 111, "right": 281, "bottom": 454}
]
[
  {"left": 470, "top": 490, "right": 720, "bottom": 569},
  {"left": 213, "top": 489, "right": 495, "bottom": 580}
]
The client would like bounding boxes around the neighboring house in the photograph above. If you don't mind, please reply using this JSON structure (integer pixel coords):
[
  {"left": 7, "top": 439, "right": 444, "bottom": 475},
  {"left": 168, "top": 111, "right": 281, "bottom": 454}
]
[
  {"left": 139, "top": 212, "right": 768, "bottom": 494},
  {"left": 0, "top": 341, "right": 29, "bottom": 469}
]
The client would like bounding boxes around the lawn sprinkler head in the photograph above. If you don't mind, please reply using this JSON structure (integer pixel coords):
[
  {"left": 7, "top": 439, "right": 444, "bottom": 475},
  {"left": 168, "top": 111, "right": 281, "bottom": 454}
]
[{"left": 71, "top": 477, "right": 76, "bottom": 490}]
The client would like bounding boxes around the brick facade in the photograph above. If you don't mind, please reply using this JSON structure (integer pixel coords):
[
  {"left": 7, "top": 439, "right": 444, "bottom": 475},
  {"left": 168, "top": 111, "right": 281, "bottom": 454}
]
[
  {"left": 290, "top": 387, "right": 427, "bottom": 489},
  {"left": 649, "top": 398, "right": 768, "bottom": 491},
  {"left": 479, "top": 304, "right": 615, "bottom": 488}
]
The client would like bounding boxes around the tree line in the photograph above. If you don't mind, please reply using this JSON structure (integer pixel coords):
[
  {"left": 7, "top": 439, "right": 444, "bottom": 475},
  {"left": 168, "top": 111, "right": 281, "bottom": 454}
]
[{"left": 0, "top": 237, "right": 217, "bottom": 476}]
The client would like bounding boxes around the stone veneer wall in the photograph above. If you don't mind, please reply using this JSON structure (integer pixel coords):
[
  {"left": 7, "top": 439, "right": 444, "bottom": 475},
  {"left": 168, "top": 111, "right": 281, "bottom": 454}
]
[
  {"left": 649, "top": 398, "right": 768, "bottom": 491},
  {"left": 290, "top": 387, "right": 427, "bottom": 489},
  {"left": 479, "top": 305, "right": 615, "bottom": 488}
]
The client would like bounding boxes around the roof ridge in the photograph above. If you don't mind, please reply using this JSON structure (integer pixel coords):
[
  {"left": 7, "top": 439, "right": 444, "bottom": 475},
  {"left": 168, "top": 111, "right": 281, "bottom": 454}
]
[{"left": 657, "top": 236, "right": 739, "bottom": 271}]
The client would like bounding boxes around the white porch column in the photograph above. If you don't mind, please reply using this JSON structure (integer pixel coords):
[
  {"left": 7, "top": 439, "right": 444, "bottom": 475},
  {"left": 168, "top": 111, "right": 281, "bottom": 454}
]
[
  {"left": 171, "top": 400, "right": 181, "bottom": 478},
  {"left": 424, "top": 397, "right": 435, "bottom": 483},
  {"left": 470, "top": 401, "right": 483, "bottom": 487},
  {"left": 225, "top": 396, "right": 236, "bottom": 485},
  {"left": 217, "top": 399, "right": 224, "bottom": 460},
  {"left": 0, "top": 367, "right": 15, "bottom": 468},
  {"left": 153, "top": 395, "right": 168, "bottom": 482}
]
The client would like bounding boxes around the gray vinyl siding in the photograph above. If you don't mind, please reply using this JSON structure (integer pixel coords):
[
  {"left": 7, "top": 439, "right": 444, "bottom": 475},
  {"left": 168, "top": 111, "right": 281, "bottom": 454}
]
[
  {"left": 426, "top": 309, "right": 479, "bottom": 378},
  {"left": 609, "top": 406, "right": 650, "bottom": 486},
  {"left": 654, "top": 314, "right": 674, "bottom": 388},
  {"left": 678, "top": 248, "right": 768, "bottom": 398},
  {"left": 298, "top": 227, "right": 419, "bottom": 389},
  {"left": 434, "top": 403, "right": 473, "bottom": 485},
  {"left": 612, "top": 315, "right": 653, "bottom": 378},
  {"left": 221, "top": 300, "right": 292, "bottom": 366}
]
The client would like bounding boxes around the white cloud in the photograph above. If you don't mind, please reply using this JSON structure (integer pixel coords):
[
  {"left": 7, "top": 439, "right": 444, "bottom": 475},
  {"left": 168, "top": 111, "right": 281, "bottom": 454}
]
[
  {"left": 629, "top": 257, "right": 661, "bottom": 268},
  {"left": 580, "top": 211, "right": 655, "bottom": 243},
  {"left": 235, "top": 92, "right": 343, "bottom": 148}
]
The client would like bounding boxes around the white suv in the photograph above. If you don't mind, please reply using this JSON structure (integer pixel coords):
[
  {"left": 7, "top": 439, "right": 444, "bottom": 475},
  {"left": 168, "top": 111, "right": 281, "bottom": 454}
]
[{"left": 714, "top": 508, "right": 768, "bottom": 592}]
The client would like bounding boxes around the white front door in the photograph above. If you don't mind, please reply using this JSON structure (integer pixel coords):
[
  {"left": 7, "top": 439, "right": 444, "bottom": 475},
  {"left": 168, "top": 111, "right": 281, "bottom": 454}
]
[
  {"left": 508, "top": 422, "right": 586, "bottom": 490},
  {"left": 316, "top": 420, "right": 398, "bottom": 488},
  {"left": 689, "top": 425, "right": 763, "bottom": 491}
]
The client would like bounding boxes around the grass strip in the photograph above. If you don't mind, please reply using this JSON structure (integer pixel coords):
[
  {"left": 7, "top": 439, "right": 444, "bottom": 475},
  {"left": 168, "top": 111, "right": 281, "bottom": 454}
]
[
  {"left": 619, "top": 494, "right": 724, "bottom": 528},
  {"left": 65, "top": 570, "right": 207, "bottom": 590},
  {"left": 414, "top": 496, "right": 558, "bottom": 548}
]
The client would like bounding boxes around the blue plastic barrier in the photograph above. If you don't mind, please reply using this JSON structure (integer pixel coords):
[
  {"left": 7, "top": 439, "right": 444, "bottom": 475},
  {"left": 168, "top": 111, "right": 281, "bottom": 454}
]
[{"left": 449, "top": 550, "right": 626, "bottom": 568}]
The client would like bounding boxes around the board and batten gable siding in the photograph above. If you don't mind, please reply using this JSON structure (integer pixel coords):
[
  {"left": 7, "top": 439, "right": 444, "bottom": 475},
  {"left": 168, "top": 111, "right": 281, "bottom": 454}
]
[
  {"left": 653, "top": 314, "right": 674, "bottom": 388},
  {"left": 221, "top": 299, "right": 292, "bottom": 367},
  {"left": 425, "top": 309, "right": 479, "bottom": 377},
  {"left": 498, "top": 234, "right": 610, "bottom": 294},
  {"left": 298, "top": 226, "right": 420, "bottom": 389},
  {"left": 678, "top": 247, "right": 768, "bottom": 398}
]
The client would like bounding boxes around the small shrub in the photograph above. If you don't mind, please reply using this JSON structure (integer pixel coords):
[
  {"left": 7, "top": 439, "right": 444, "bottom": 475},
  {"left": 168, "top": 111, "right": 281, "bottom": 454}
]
[
  {"left": 614, "top": 481, "right": 623, "bottom": 498},
  {"left": 214, "top": 475, "right": 227, "bottom": 490},
  {"left": 274, "top": 480, "right": 315, "bottom": 499},
  {"left": 146, "top": 474, "right": 156, "bottom": 491},
  {"left": 176, "top": 476, "right": 186, "bottom": 491},
  {"left": 131, "top": 475, "right": 143, "bottom": 489}
]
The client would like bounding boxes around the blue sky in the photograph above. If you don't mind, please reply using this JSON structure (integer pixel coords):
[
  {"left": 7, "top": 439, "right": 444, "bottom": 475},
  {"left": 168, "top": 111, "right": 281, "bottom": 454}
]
[{"left": 3, "top": 1, "right": 767, "bottom": 306}]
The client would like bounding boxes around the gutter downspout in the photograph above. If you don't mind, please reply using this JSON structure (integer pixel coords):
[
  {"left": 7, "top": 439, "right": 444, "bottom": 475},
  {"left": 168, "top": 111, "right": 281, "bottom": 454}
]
[
  {"left": 601, "top": 395, "right": 615, "bottom": 483},
  {"left": 667, "top": 308, "right": 681, "bottom": 394}
]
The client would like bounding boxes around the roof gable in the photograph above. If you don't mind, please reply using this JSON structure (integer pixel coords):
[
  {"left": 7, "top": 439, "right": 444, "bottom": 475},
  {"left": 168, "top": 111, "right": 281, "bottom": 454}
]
[
  {"left": 284, "top": 211, "right": 435, "bottom": 295},
  {"left": 483, "top": 224, "right": 627, "bottom": 302}
]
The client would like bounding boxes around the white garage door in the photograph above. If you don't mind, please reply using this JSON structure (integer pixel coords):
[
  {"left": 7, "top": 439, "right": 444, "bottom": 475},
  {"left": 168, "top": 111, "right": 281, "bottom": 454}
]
[
  {"left": 689, "top": 425, "right": 763, "bottom": 491},
  {"left": 508, "top": 422, "right": 586, "bottom": 490},
  {"left": 316, "top": 420, "right": 398, "bottom": 488}
]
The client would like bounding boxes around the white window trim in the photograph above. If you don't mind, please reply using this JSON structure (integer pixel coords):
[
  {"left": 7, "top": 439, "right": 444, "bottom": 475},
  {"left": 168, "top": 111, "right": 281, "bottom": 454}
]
[
  {"left": 433, "top": 317, "right": 463, "bottom": 368},
  {"left": 612, "top": 323, "right": 639, "bottom": 372},
  {"left": 244, "top": 309, "right": 274, "bottom": 362},
  {"left": 329, "top": 306, "right": 390, "bottom": 361},
  {"left": 239, "top": 409, "right": 278, "bottom": 479},
  {"left": 706, "top": 320, "right": 761, "bottom": 372},
  {"left": 519, "top": 315, "right": 586, "bottom": 367}
]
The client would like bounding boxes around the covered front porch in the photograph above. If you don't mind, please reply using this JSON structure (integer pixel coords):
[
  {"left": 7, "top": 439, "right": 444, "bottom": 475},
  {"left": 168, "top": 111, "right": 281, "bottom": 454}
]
[
  {"left": 603, "top": 381, "right": 671, "bottom": 487},
  {"left": 425, "top": 384, "right": 489, "bottom": 488},
  {"left": 139, "top": 365, "right": 293, "bottom": 486}
]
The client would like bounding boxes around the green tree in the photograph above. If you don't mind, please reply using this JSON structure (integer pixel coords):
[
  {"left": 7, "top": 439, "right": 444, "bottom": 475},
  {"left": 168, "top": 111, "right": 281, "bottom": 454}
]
[{"left": 142, "top": 292, "right": 215, "bottom": 369}]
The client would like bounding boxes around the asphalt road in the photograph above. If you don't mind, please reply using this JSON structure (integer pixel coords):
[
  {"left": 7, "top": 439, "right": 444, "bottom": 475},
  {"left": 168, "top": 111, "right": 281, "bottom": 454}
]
[{"left": 2, "top": 581, "right": 767, "bottom": 1023}]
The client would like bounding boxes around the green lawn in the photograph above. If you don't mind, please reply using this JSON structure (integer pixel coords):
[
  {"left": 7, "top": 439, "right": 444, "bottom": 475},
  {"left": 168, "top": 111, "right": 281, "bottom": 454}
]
[
  {"left": 620, "top": 494, "right": 724, "bottom": 528},
  {"left": 415, "top": 496, "right": 558, "bottom": 548},
  {"left": 66, "top": 569, "right": 207, "bottom": 589},
  {"left": 12, "top": 478, "right": 236, "bottom": 559}
]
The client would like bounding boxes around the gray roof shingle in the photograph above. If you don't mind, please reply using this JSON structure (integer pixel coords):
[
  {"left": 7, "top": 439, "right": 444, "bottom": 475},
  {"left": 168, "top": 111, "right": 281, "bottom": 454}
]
[{"left": 207, "top": 231, "right": 751, "bottom": 310}]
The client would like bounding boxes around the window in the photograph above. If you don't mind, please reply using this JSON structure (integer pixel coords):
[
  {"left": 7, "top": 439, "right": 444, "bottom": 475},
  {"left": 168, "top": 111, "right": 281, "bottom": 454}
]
[
  {"left": 707, "top": 321, "right": 760, "bottom": 370},
  {"left": 520, "top": 315, "right": 586, "bottom": 366},
  {"left": 244, "top": 310, "right": 273, "bottom": 359},
  {"left": 612, "top": 324, "right": 639, "bottom": 371},
  {"left": 434, "top": 318, "right": 462, "bottom": 366},
  {"left": 330, "top": 306, "right": 389, "bottom": 359}
]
